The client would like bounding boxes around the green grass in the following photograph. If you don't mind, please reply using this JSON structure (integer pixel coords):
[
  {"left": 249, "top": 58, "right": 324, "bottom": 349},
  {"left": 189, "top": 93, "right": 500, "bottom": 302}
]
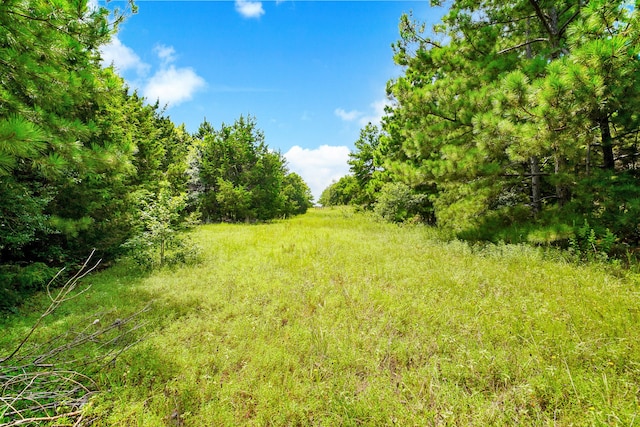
[{"left": 2, "top": 207, "right": 640, "bottom": 425}]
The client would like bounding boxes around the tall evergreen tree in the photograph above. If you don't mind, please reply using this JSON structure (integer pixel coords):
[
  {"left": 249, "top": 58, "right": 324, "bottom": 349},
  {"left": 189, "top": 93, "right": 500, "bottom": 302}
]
[{"left": 382, "top": 0, "right": 640, "bottom": 239}]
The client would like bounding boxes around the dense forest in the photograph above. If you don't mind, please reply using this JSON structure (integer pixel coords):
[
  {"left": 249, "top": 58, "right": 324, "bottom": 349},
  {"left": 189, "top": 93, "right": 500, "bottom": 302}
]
[
  {"left": 0, "top": 0, "right": 312, "bottom": 310},
  {"left": 322, "top": 0, "right": 640, "bottom": 259}
]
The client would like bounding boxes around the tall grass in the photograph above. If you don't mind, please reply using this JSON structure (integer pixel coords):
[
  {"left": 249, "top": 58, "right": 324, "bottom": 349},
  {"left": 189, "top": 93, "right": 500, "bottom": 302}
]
[{"left": 2, "top": 207, "right": 639, "bottom": 425}]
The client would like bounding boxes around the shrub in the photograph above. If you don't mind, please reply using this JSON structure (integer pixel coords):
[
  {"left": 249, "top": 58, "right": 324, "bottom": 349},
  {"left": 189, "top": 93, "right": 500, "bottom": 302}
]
[
  {"left": 373, "top": 182, "right": 429, "bottom": 223},
  {"left": 122, "top": 184, "right": 200, "bottom": 270}
]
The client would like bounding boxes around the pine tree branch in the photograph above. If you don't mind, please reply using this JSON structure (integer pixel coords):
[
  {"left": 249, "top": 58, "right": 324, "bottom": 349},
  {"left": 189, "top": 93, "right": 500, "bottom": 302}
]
[
  {"left": 558, "top": 9, "right": 582, "bottom": 37},
  {"left": 481, "top": 14, "right": 538, "bottom": 27},
  {"left": 498, "top": 38, "right": 549, "bottom": 54},
  {"left": 527, "top": 0, "right": 553, "bottom": 37},
  {"left": 606, "top": 128, "right": 640, "bottom": 142},
  {"left": 0, "top": 258, "right": 151, "bottom": 426}
]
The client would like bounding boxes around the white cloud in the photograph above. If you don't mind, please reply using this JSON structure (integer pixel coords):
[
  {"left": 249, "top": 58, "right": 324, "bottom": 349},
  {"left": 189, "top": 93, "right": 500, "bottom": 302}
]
[
  {"left": 154, "top": 44, "right": 177, "bottom": 66},
  {"left": 235, "top": 0, "right": 265, "bottom": 18},
  {"left": 284, "top": 145, "right": 351, "bottom": 202},
  {"left": 358, "top": 98, "right": 392, "bottom": 127},
  {"left": 143, "top": 66, "right": 206, "bottom": 107},
  {"left": 101, "top": 38, "right": 206, "bottom": 108},
  {"left": 334, "top": 108, "right": 363, "bottom": 122},
  {"left": 335, "top": 98, "right": 394, "bottom": 128},
  {"left": 142, "top": 45, "right": 206, "bottom": 107},
  {"left": 100, "top": 36, "right": 150, "bottom": 77}
]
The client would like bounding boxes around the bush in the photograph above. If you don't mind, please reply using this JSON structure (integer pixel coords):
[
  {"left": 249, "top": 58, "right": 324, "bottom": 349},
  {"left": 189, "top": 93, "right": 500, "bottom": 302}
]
[
  {"left": 122, "top": 184, "right": 201, "bottom": 270},
  {"left": 569, "top": 219, "right": 617, "bottom": 262},
  {"left": 569, "top": 171, "right": 640, "bottom": 244},
  {"left": 373, "top": 182, "right": 429, "bottom": 223}
]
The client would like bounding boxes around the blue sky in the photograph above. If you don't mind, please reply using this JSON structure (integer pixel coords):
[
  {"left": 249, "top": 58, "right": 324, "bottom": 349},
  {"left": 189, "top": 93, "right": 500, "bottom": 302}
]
[{"left": 99, "top": 0, "right": 444, "bottom": 200}]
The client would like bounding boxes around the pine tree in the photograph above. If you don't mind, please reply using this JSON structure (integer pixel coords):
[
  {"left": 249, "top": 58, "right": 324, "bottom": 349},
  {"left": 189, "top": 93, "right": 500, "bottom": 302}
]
[{"left": 381, "top": 0, "right": 640, "bottom": 239}]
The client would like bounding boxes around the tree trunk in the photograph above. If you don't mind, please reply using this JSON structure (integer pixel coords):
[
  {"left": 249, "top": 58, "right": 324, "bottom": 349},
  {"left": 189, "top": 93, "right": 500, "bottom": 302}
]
[
  {"left": 525, "top": 21, "right": 542, "bottom": 216},
  {"left": 599, "top": 114, "right": 615, "bottom": 170},
  {"left": 530, "top": 156, "right": 542, "bottom": 215},
  {"left": 555, "top": 154, "right": 570, "bottom": 207}
]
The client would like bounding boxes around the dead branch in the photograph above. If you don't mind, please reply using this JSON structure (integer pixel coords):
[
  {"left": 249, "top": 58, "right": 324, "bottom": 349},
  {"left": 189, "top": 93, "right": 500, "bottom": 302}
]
[
  {"left": 1, "top": 410, "right": 82, "bottom": 427},
  {"left": 0, "top": 250, "right": 101, "bottom": 365},
  {"left": 0, "top": 253, "right": 151, "bottom": 426}
]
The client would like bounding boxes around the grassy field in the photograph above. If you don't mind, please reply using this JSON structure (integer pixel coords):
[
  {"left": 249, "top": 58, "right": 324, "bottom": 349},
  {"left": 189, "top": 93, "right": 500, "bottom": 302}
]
[{"left": 2, "top": 207, "right": 640, "bottom": 425}]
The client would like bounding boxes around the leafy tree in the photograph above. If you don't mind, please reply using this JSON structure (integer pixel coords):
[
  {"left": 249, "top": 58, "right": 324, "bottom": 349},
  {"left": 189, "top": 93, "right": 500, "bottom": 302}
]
[
  {"left": 251, "top": 151, "right": 287, "bottom": 220},
  {"left": 215, "top": 178, "right": 252, "bottom": 222},
  {"left": 281, "top": 173, "right": 314, "bottom": 216},
  {"left": 319, "top": 176, "right": 360, "bottom": 207},
  {"left": 123, "top": 182, "right": 199, "bottom": 269},
  {"left": 0, "top": 0, "right": 137, "bottom": 264},
  {"left": 0, "top": 0, "right": 207, "bottom": 306},
  {"left": 374, "top": 182, "right": 428, "bottom": 223},
  {"left": 348, "top": 123, "right": 385, "bottom": 208},
  {"left": 192, "top": 116, "right": 300, "bottom": 222}
]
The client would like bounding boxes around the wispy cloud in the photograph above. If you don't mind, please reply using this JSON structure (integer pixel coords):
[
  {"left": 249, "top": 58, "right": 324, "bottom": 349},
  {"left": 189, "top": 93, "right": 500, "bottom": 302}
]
[
  {"left": 284, "top": 145, "right": 351, "bottom": 201},
  {"left": 357, "top": 98, "right": 392, "bottom": 127},
  {"left": 101, "top": 37, "right": 206, "bottom": 108},
  {"left": 334, "top": 108, "right": 363, "bottom": 122},
  {"left": 235, "top": 0, "right": 265, "bottom": 18},
  {"left": 154, "top": 44, "right": 177, "bottom": 66},
  {"left": 100, "top": 36, "right": 150, "bottom": 77},
  {"left": 335, "top": 98, "right": 393, "bottom": 127}
]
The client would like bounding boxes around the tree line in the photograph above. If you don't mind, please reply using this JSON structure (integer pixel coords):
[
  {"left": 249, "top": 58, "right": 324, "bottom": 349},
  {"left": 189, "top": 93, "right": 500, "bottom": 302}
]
[
  {"left": 322, "top": 0, "right": 640, "bottom": 258},
  {"left": 0, "top": 0, "right": 312, "bottom": 310}
]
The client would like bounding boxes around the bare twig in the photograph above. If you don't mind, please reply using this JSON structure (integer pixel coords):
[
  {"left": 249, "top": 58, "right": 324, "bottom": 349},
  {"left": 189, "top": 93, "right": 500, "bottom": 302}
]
[
  {"left": 0, "top": 253, "right": 150, "bottom": 426},
  {"left": 0, "top": 250, "right": 101, "bottom": 365},
  {"left": 1, "top": 410, "right": 82, "bottom": 427}
]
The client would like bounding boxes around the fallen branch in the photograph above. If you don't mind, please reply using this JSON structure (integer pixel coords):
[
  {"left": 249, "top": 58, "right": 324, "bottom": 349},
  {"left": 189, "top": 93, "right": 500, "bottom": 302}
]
[
  {"left": 0, "top": 253, "right": 150, "bottom": 426},
  {"left": 0, "top": 250, "right": 101, "bottom": 365},
  {"left": 1, "top": 410, "right": 82, "bottom": 427}
]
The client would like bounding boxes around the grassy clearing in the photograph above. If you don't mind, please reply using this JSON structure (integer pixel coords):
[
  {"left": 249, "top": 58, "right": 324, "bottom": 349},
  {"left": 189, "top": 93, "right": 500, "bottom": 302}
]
[{"left": 2, "top": 207, "right": 640, "bottom": 425}]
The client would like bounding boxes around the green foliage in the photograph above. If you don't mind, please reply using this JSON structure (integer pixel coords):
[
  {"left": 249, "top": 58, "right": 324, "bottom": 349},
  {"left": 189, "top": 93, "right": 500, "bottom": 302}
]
[
  {"left": 0, "top": 263, "right": 57, "bottom": 312},
  {"left": 569, "top": 171, "right": 640, "bottom": 244},
  {"left": 191, "top": 116, "right": 309, "bottom": 222},
  {"left": 318, "top": 175, "right": 359, "bottom": 207},
  {"left": 281, "top": 172, "right": 313, "bottom": 217},
  {"left": 0, "top": 179, "right": 52, "bottom": 259},
  {"left": 0, "top": 117, "right": 46, "bottom": 176},
  {"left": 348, "top": 123, "right": 385, "bottom": 208},
  {"left": 193, "top": 116, "right": 278, "bottom": 221},
  {"left": 0, "top": 0, "right": 200, "bottom": 306},
  {"left": 376, "top": 0, "right": 640, "bottom": 247},
  {"left": 569, "top": 219, "right": 617, "bottom": 262},
  {"left": 215, "top": 178, "right": 252, "bottom": 222},
  {"left": 373, "top": 182, "right": 429, "bottom": 223},
  {"left": 0, "top": 3, "right": 134, "bottom": 256},
  {"left": 123, "top": 184, "right": 200, "bottom": 270}
]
